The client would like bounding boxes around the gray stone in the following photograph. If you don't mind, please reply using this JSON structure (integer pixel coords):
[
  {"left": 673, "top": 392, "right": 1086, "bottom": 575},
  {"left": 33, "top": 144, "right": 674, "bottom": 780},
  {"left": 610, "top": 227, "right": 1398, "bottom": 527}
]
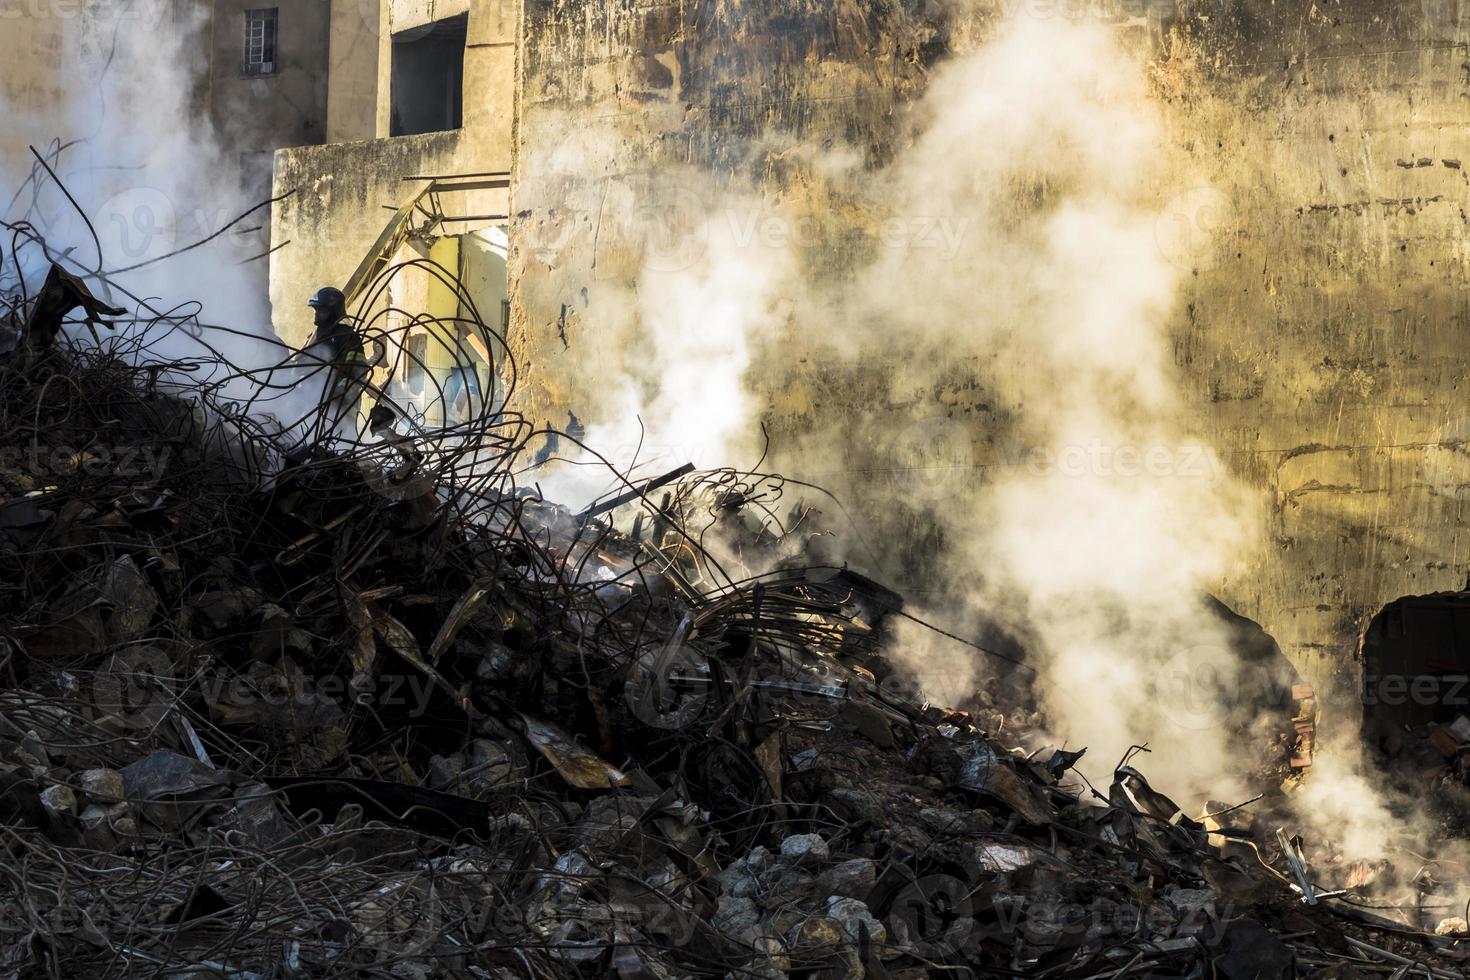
[
  {"left": 792, "top": 915, "right": 844, "bottom": 948},
  {"left": 427, "top": 753, "right": 466, "bottom": 790},
  {"left": 716, "top": 858, "right": 761, "bottom": 900},
  {"left": 830, "top": 788, "right": 884, "bottom": 824},
  {"left": 817, "top": 858, "right": 877, "bottom": 899},
  {"left": 470, "top": 739, "right": 515, "bottom": 785},
  {"left": 78, "top": 804, "right": 119, "bottom": 849},
  {"left": 827, "top": 896, "right": 887, "bottom": 946},
  {"left": 917, "top": 806, "right": 992, "bottom": 835},
  {"left": 78, "top": 802, "right": 127, "bottom": 832},
  {"left": 790, "top": 748, "right": 823, "bottom": 771},
  {"left": 714, "top": 895, "right": 761, "bottom": 938},
  {"left": 759, "top": 864, "right": 815, "bottom": 906},
  {"left": 39, "top": 784, "right": 75, "bottom": 818},
  {"left": 779, "top": 833, "right": 829, "bottom": 865},
  {"left": 77, "top": 768, "right": 125, "bottom": 803}
]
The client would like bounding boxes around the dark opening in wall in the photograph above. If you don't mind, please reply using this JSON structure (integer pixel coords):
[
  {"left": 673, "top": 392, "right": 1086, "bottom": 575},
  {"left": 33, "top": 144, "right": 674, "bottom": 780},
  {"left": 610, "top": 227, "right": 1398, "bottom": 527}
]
[
  {"left": 390, "top": 14, "right": 466, "bottom": 137},
  {"left": 1361, "top": 591, "right": 1470, "bottom": 750}
]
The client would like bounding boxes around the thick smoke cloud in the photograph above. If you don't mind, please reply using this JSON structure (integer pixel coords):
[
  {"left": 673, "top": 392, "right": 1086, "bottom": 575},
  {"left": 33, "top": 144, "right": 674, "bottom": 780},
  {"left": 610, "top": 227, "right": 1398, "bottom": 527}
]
[
  {"left": 0, "top": 0, "right": 333, "bottom": 441},
  {"left": 529, "top": 13, "right": 1263, "bottom": 802},
  {"left": 524, "top": 9, "right": 1453, "bottom": 879},
  {"left": 2, "top": 0, "right": 276, "bottom": 358}
]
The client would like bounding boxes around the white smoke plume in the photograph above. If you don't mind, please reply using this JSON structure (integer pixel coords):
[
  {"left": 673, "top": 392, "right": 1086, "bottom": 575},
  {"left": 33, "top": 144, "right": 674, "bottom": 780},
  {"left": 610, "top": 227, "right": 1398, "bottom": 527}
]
[
  {"left": 529, "top": 13, "right": 1263, "bottom": 802},
  {"left": 2, "top": 0, "right": 281, "bottom": 370},
  {"left": 0, "top": 0, "right": 337, "bottom": 448},
  {"left": 864, "top": 16, "right": 1261, "bottom": 801}
]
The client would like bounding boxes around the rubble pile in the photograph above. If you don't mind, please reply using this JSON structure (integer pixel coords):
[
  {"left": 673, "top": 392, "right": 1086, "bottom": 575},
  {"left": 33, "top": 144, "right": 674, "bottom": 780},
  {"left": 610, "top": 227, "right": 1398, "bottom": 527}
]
[{"left": 1, "top": 269, "right": 1468, "bottom": 978}]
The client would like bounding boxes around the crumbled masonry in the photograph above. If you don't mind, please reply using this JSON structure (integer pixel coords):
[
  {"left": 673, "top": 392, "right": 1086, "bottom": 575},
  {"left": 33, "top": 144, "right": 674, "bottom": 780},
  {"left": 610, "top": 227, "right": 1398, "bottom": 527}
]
[{"left": 0, "top": 263, "right": 1467, "bottom": 977}]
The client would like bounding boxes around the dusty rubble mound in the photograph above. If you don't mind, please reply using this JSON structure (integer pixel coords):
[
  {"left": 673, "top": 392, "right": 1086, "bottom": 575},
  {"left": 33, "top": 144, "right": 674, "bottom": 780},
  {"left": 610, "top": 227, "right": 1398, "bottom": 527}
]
[{"left": 0, "top": 278, "right": 1466, "bottom": 979}]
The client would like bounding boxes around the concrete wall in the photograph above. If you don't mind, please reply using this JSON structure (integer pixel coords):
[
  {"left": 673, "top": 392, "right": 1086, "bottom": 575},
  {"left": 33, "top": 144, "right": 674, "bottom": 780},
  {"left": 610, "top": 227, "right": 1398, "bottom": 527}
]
[
  {"left": 207, "top": 0, "right": 332, "bottom": 197},
  {"left": 508, "top": 0, "right": 948, "bottom": 417},
  {"left": 1165, "top": 0, "right": 1470, "bottom": 717},
  {"left": 326, "top": 0, "right": 381, "bottom": 141},
  {"left": 0, "top": 8, "right": 66, "bottom": 126},
  {"left": 504, "top": 0, "right": 1470, "bottom": 737}
]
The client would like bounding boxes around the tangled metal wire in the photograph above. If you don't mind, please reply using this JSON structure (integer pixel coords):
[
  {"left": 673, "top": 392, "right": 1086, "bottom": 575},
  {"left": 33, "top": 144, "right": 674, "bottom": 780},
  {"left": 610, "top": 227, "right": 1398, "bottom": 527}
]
[{"left": 0, "top": 160, "right": 993, "bottom": 979}]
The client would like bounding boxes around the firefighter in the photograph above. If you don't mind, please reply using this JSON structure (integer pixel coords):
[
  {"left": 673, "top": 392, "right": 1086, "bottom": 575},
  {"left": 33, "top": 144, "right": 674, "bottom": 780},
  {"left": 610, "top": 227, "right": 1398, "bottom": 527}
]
[{"left": 303, "top": 286, "right": 367, "bottom": 440}]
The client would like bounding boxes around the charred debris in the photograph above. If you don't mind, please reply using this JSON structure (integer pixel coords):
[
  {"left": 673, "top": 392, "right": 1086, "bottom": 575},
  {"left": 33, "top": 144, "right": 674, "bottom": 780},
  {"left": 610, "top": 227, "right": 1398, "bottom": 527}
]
[{"left": 0, "top": 259, "right": 1463, "bottom": 979}]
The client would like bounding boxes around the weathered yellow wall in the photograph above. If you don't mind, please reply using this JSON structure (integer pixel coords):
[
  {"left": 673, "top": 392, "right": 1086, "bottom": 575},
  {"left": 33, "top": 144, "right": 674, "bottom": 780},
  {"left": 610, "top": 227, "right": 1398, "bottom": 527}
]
[
  {"left": 270, "top": 130, "right": 462, "bottom": 345},
  {"left": 1161, "top": 0, "right": 1470, "bottom": 714},
  {"left": 504, "top": 0, "right": 1470, "bottom": 737},
  {"left": 0, "top": 11, "right": 65, "bottom": 142},
  {"left": 327, "top": 0, "right": 383, "bottom": 142}
]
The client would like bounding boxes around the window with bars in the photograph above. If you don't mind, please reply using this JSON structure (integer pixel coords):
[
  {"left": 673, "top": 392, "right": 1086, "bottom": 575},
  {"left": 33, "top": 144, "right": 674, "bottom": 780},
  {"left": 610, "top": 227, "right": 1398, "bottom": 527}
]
[{"left": 243, "top": 8, "right": 278, "bottom": 76}]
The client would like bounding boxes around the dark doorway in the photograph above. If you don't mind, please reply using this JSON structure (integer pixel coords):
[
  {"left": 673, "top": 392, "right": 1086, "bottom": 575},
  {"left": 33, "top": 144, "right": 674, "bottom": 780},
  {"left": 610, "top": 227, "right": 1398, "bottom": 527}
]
[
  {"left": 390, "top": 14, "right": 466, "bottom": 137},
  {"left": 1362, "top": 591, "right": 1470, "bottom": 740}
]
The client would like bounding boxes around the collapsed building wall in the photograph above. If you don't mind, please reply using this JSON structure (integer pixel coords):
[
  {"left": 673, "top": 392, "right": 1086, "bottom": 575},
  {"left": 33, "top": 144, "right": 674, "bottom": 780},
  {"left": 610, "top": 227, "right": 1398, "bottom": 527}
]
[{"left": 505, "top": 0, "right": 1470, "bottom": 738}]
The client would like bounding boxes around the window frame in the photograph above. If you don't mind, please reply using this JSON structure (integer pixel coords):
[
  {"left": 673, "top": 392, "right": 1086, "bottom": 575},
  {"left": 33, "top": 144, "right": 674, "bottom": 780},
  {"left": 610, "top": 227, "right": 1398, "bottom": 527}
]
[{"left": 243, "top": 7, "right": 279, "bottom": 77}]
